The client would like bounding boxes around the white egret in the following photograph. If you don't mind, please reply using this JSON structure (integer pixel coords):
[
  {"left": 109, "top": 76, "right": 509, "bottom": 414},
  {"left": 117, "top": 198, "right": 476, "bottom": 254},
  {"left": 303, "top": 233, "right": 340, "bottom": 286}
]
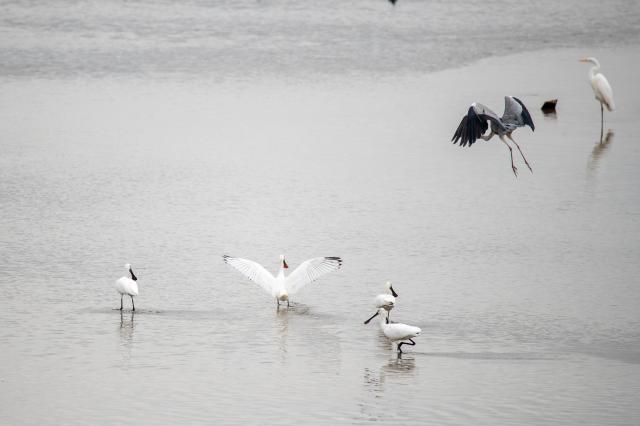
[
  {"left": 114, "top": 263, "right": 138, "bottom": 311},
  {"left": 579, "top": 57, "right": 615, "bottom": 138},
  {"left": 364, "top": 281, "right": 398, "bottom": 324},
  {"left": 223, "top": 254, "right": 342, "bottom": 308},
  {"left": 367, "top": 308, "right": 421, "bottom": 353},
  {"left": 452, "top": 96, "right": 535, "bottom": 176}
]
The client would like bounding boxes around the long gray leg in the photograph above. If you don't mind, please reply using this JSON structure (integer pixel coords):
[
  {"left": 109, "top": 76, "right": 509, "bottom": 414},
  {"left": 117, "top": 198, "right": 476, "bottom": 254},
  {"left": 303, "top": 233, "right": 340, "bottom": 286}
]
[
  {"left": 276, "top": 298, "right": 280, "bottom": 310},
  {"left": 120, "top": 294, "right": 123, "bottom": 311},
  {"left": 600, "top": 103, "right": 604, "bottom": 141},
  {"left": 131, "top": 296, "right": 135, "bottom": 312},
  {"left": 507, "top": 133, "right": 532, "bottom": 172},
  {"left": 500, "top": 135, "right": 517, "bottom": 176}
]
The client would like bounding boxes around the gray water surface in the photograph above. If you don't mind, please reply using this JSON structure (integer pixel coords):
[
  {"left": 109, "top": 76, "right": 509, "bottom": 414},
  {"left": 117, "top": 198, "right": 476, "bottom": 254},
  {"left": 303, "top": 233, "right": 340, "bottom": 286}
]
[
  {"left": 1, "top": 0, "right": 640, "bottom": 79},
  {"left": 1, "top": 1, "right": 640, "bottom": 425}
]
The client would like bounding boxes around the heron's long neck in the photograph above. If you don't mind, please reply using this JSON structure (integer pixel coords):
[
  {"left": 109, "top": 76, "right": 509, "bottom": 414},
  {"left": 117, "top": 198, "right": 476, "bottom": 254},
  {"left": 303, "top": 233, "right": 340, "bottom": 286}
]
[{"left": 589, "top": 63, "right": 600, "bottom": 79}]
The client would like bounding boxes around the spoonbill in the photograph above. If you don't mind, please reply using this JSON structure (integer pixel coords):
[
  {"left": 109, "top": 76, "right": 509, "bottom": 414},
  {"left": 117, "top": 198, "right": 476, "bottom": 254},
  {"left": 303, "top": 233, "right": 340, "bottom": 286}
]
[
  {"left": 367, "top": 308, "right": 421, "bottom": 354},
  {"left": 114, "top": 263, "right": 138, "bottom": 311},
  {"left": 223, "top": 254, "right": 342, "bottom": 308},
  {"left": 364, "top": 281, "right": 398, "bottom": 324},
  {"left": 452, "top": 96, "right": 535, "bottom": 176},
  {"left": 579, "top": 57, "right": 615, "bottom": 139}
]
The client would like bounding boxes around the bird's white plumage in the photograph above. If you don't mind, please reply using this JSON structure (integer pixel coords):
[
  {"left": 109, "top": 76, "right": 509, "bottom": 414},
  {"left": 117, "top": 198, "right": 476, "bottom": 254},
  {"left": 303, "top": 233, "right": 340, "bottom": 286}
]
[
  {"left": 377, "top": 309, "right": 421, "bottom": 342},
  {"left": 381, "top": 322, "right": 422, "bottom": 342},
  {"left": 285, "top": 257, "right": 342, "bottom": 294},
  {"left": 374, "top": 293, "right": 395, "bottom": 310},
  {"left": 115, "top": 276, "right": 138, "bottom": 296},
  {"left": 581, "top": 57, "right": 615, "bottom": 113},
  {"left": 373, "top": 281, "right": 396, "bottom": 311},
  {"left": 223, "top": 255, "right": 342, "bottom": 299},
  {"left": 591, "top": 73, "right": 615, "bottom": 111},
  {"left": 222, "top": 256, "right": 277, "bottom": 295}
]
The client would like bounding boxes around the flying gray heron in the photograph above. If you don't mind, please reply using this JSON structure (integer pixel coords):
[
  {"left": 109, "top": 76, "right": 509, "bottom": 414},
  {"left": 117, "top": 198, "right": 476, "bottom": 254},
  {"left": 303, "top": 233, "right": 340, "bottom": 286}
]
[
  {"left": 579, "top": 57, "right": 615, "bottom": 140},
  {"left": 452, "top": 96, "right": 535, "bottom": 177}
]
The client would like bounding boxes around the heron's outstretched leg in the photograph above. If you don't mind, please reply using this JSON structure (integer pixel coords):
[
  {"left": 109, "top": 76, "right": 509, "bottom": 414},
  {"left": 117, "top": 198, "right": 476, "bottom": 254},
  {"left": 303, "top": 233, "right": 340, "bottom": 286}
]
[
  {"left": 500, "top": 135, "right": 517, "bottom": 176},
  {"left": 507, "top": 133, "right": 532, "bottom": 172},
  {"left": 120, "top": 294, "right": 123, "bottom": 311},
  {"left": 131, "top": 296, "right": 135, "bottom": 312}
]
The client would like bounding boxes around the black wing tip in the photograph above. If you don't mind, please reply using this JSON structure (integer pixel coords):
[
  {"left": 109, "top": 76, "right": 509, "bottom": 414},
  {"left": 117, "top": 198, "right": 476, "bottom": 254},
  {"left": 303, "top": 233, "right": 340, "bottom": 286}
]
[
  {"left": 325, "top": 256, "right": 343, "bottom": 267},
  {"left": 222, "top": 255, "right": 232, "bottom": 262},
  {"left": 512, "top": 96, "right": 535, "bottom": 131}
]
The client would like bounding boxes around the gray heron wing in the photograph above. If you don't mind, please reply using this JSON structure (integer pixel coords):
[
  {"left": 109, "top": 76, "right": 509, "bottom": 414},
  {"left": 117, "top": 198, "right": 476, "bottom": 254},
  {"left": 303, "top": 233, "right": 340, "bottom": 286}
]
[
  {"left": 452, "top": 103, "right": 504, "bottom": 147},
  {"left": 502, "top": 96, "right": 535, "bottom": 131}
]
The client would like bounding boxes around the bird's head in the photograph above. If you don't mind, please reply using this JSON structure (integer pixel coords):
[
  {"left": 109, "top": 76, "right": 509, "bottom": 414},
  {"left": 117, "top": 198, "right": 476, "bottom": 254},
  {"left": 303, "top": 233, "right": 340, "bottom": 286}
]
[
  {"left": 278, "top": 291, "right": 289, "bottom": 301},
  {"left": 124, "top": 263, "right": 137, "bottom": 281},
  {"left": 579, "top": 57, "right": 599, "bottom": 67},
  {"left": 279, "top": 254, "right": 288, "bottom": 269},
  {"left": 385, "top": 281, "right": 398, "bottom": 297}
]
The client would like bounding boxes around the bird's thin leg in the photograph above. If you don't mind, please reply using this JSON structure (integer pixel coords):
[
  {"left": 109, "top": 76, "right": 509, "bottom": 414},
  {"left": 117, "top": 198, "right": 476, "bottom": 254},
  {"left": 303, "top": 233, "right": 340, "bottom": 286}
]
[
  {"left": 276, "top": 298, "right": 280, "bottom": 310},
  {"left": 287, "top": 300, "right": 290, "bottom": 308},
  {"left": 364, "top": 311, "right": 379, "bottom": 325},
  {"left": 507, "top": 134, "right": 532, "bottom": 172},
  {"left": 397, "top": 342, "right": 404, "bottom": 353},
  {"left": 406, "top": 338, "right": 416, "bottom": 347},
  {"left": 120, "top": 294, "right": 123, "bottom": 311},
  {"left": 131, "top": 296, "right": 135, "bottom": 312},
  {"left": 600, "top": 103, "right": 604, "bottom": 142},
  {"left": 500, "top": 135, "right": 517, "bottom": 176}
]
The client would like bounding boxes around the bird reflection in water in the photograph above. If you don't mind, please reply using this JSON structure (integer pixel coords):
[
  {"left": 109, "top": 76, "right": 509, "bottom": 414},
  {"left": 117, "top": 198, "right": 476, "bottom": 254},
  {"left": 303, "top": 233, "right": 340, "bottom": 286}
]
[
  {"left": 587, "top": 129, "right": 614, "bottom": 175},
  {"left": 363, "top": 357, "right": 417, "bottom": 395},
  {"left": 120, "top": 311, "right": 136, "bottom": 350},
  {"left": 275, "top": 306, "right": 290, "bottom": 357}
]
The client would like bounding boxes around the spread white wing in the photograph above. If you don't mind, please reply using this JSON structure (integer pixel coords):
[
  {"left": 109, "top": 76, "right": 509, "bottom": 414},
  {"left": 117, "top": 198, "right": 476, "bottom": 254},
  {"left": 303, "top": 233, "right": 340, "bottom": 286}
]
[
  {"left": 285, "top": 256, "right": 342, "bottom": 294},
  {"left": 223, "top": 255, "right": 276, "bottom": 295}
]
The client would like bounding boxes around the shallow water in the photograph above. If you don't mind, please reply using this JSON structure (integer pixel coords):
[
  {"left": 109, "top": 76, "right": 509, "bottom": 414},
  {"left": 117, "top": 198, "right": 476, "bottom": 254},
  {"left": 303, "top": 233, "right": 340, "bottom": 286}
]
[
  {"left": 1, "top": 0, "right": 640, "bottom": 79},
  {"left": 2, "top": 1, "right": 640, "bottom": 425}
]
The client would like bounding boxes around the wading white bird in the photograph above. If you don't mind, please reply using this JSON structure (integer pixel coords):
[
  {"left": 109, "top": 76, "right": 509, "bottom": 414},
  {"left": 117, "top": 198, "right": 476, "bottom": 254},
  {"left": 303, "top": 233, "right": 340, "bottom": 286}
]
[
  {"left": 223, "top": 255, "right": 342, "bottom": 308},
  {"left": 114, "top": 263, "right": 138, "bottom": 311},
  {"left": 364, "top": 281, "right": 398, "bottom": 324},
  {"left": 452, "top": 96, "right": 535, "bottom": 176},
  {"left": 579, "top": 57, "right": 615, "bottom": 137},
  {"left": 367, "top": 308, "right": 421, "bottom": 353}
]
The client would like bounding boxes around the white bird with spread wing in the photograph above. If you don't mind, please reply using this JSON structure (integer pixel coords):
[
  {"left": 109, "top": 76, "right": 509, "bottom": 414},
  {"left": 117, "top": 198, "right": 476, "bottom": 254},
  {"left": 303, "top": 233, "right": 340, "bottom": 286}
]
[{"left": 223, "top": 254, "right": 342, "bottom": 308}]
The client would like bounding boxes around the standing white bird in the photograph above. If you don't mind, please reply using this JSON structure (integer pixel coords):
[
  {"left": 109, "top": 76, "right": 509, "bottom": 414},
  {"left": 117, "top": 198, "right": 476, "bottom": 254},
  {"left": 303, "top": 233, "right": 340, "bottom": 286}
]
[
  {"left": 223, "top": 254, "right": 342, "bottom": 308},
  {"left": 114, "top": 263, "right": 139, "bottom": 311},
  {"left": 367, "top": 308, "right": 421, "bottom": 354},
  {"left": 364, "top": 281, "right": 398, "bottom": 324},
  {"left": 579, "top": 57, "right": 615, "bottom": 139}
]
